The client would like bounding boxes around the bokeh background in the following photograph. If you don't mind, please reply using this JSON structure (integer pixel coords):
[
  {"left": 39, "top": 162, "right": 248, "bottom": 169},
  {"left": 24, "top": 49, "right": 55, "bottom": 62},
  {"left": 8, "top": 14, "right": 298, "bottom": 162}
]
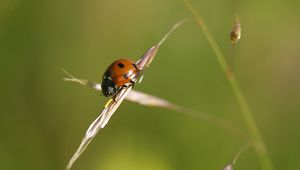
[{"left": 1, "top": 0, "right": 300, "bottom": 169}]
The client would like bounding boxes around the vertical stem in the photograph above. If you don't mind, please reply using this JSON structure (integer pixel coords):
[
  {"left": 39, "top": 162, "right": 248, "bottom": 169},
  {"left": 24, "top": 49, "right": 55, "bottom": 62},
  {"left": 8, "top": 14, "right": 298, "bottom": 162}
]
[{"left": 184, "top": 1, "right": 274, "bottom": 170}]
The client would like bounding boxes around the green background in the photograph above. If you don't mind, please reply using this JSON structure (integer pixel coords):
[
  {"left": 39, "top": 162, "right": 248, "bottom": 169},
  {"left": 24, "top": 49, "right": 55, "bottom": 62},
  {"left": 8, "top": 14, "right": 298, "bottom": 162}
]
[{"left": 1, "top": 0, "right": 300, "bottom": 169}]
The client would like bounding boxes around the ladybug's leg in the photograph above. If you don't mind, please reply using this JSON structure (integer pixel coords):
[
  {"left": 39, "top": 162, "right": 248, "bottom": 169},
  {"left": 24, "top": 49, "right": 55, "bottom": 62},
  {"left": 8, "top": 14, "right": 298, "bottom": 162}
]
[
  {"left": 129, "top": 80, "right": 136, "bottom": 87},
  {"left": 121, "top": 81, "right": 135, "bottom": 88},
  {"left": 111, "top": 86, "right": 125, "bottom": 103},
  {"left": 111, "top": 96, "right": 117, "bottom": 103}
]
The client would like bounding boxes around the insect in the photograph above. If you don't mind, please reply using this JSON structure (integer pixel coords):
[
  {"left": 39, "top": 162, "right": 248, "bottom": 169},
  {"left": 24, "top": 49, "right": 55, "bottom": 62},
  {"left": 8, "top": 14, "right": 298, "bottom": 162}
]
[{"left": 101, "top": 58, "right": 140, "bottom": 97}]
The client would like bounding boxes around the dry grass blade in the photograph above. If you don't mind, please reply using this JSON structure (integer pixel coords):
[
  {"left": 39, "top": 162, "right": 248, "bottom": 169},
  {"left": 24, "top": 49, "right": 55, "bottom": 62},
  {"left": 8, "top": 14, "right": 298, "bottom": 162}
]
[
  {"left": 136, "top": 19, "right": 187, "bottom": 69},
  {"left": 222, "top": 142, "right": 251, "bottom": 170},
  {"left": 232, "top": 142, "right": 251, "bottom": 165},
  {"left": 126, "top": 90, "right": 247, "bottom": 138},
  {"left": 66, "top": 86, "right": 132, "bottom": 170},
  {"left": 63, "top": 71, "right": 247, "bottom": 139},
  {"left": 65, "top": 21, "right": 185, "bottom": 170},
  {"left": 223, "top": 164, "right": 233, "bottom": 170},
  {"left": 125, "top": 90, "right": 174, "bottom": 107},
  {"left": 63, "top": 69, "right": 102, "bottom": 91}
]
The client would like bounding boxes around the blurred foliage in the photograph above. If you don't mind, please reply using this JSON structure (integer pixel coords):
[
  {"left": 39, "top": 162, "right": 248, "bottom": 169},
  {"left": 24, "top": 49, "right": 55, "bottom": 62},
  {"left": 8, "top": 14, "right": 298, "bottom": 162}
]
[{"left": 1, "top": 0, "right": 300, "bottom": 170}]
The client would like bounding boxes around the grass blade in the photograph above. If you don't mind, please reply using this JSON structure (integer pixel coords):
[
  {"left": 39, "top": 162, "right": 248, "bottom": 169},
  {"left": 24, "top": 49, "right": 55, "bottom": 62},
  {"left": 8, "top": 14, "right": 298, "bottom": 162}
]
[{"left": 184, "top": 1, "right": 274, "bottom": 169}]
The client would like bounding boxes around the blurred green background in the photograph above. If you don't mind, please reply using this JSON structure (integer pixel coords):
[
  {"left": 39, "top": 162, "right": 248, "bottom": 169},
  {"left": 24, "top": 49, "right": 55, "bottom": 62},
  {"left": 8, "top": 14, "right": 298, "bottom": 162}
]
[{"left": 1, "top": 0, "right": 300, "bottom": 169}]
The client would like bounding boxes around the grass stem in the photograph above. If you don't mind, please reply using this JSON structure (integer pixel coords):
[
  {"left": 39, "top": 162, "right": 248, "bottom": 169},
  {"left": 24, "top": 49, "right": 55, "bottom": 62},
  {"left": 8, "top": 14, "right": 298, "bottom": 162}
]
[{"left": 184, "top": 1, "right": 274, "bottom": 169}]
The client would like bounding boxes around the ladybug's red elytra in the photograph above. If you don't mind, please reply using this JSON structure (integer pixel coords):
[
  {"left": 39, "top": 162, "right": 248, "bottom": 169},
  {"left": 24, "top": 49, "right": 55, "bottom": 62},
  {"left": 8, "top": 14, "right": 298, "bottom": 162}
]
[{"left": 101, "top": 59, "right": 140, "bottom": 97}]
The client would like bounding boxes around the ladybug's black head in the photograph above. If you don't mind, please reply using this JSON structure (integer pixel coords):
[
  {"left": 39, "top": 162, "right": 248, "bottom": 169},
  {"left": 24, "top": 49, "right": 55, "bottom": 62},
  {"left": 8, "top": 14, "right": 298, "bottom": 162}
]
[{"left": 101, "top": 78, "right": 117, "bottom": 97}]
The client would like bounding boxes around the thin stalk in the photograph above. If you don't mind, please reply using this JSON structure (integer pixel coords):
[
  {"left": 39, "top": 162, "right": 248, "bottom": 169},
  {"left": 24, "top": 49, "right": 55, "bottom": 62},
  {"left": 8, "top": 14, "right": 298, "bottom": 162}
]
[{"left": 184, "top": 1, "right": 274, "bottom": 170}]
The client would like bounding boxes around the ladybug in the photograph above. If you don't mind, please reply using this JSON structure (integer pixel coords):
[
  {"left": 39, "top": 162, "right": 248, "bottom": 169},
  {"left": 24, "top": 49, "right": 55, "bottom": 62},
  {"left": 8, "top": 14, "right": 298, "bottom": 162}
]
[{"left": 101, "top": 58, "right": 140, "bottom": 97}]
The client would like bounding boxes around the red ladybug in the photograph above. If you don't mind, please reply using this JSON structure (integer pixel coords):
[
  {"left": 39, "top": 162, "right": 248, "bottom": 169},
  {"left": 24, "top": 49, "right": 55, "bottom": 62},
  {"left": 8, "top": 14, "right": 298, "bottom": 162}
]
[{"left": 101, "top": 59, "right": 140, "bottom": 97}]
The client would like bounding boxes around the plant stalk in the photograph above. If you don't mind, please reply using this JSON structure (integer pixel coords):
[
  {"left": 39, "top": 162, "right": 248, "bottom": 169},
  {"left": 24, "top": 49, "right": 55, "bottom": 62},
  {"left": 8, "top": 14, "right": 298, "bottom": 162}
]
[{"left": 184, "top": 1, "right": 274, "bottom": 169}]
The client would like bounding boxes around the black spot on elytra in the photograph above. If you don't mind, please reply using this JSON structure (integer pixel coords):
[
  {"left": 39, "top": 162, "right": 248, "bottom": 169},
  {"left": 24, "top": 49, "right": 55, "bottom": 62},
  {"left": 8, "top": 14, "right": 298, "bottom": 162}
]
[{"left": 117, "top": 63, "right": 125, "bottom": 68}]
